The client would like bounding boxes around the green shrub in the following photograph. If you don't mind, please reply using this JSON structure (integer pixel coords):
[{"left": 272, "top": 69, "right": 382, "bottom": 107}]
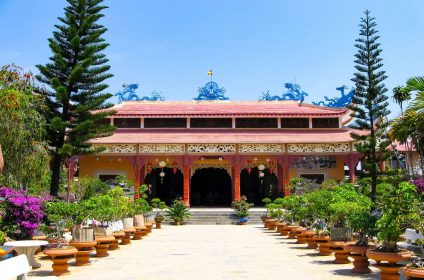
[{"left": 166, "top": 200, "right": 191, "bottom": 223}]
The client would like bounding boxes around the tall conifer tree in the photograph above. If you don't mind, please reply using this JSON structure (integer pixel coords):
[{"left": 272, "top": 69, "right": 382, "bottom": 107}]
[
  {"left": 348, "top": 10, "right": 390, "bottom": 203},
  {"left": 36, "top": 0, "right": 115, "bottom": 196}
]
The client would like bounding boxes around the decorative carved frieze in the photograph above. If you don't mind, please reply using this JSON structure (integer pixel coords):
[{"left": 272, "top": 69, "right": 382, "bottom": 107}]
[
  {"left": 187, "top": 144, "right": 236, "bottom": 153},
  {"left": 95, "top": 144, "right": 137, "bottom": 154},
  {"left": 190, "top": 161, "right": 232, "bottom": 177},
  {"left": 287, "top": 143, "right": 350, "bottom": 153},
  {"left": 239, "top": 144, "right": 284, "bottom": 153},
  {"left": 139, "top": 144, "right": 185, "bottom": 154}
]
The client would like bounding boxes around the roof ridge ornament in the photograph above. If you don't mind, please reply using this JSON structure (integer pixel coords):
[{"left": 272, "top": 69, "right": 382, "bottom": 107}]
[
  {"left": 194, "top": 70, "right": 229, "bottom": 101},
  {"left": 260, "top": 83, "right": 308, "bottom": 103},
  {"left": 312, "top": 85, "right": 354, "bottom": 108},
  {"left": 114, "top": 83, "right": 165, "bottom": 104}
]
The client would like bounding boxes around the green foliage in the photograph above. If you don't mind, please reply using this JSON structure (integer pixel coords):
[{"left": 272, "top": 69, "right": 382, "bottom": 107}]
[
  {"left": 0, "top": 231, "right": 5, "bottom": 245},
  {"left": 392, "top": 86, "right": 411, "bottom": 114},
  {"left": 165, "top": 200, "right": 191, "bottom": 223},
  {"left": 45, "top": 200, "right": 88, "bottom": 228},
  {"left": 71, "top": 176, "right": 109, "bottom": 201},
  {"left": 231, "top": 196, "right": 253, "bottom": 218},
  {"left": 348, "top": 10, "right": 391, "bottom": 203},
  {"left": 347, "top": 209, "right": 376, "bottom": 246},
  {"left": 375, "top": 182, "right": 421, "bottom": 252},
  {"left": 134, "top": 198, "right": 152, "bottom": 215},
  {"left": 320, "top": 178, "right": 339, "bottom": 190},
  {"left": 262, "top": 198, "right": 272, "bottom": 206},
  {"left": 289, "top": 177, "right": 305, "bottom": 193},
  {"left": 151, "top": 198, "right": 167, "bottom": 217},
  {"left": 0, "top": 64, "right": 49, "bottom": 190},
  {"left": 35, "top": 0, "right": 116, "bottom": 196}
]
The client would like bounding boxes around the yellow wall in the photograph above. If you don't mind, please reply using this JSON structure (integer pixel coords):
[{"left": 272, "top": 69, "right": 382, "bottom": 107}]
[
  {"left": 288, "top": 155, "right": 345, "bottom": 182},
  {"left": 79, "top": 156, "right": 135, "bottom": 181}
]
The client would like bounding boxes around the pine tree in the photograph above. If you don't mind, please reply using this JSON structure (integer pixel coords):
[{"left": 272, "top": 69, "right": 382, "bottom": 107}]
[
  {"left": 36, "top": 0, "right": 115, "bottom": 196},
  {"left": 348, "top": 10, "right": 390, "bottom": 203}
]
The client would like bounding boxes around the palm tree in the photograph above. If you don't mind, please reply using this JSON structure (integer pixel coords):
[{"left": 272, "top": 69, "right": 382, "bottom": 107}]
[
  {"left": 390, "top": 76, "right": 424, "bottom": 175},
  {"left": 392, "top": 86, "right": 411, "bottom": 114}
]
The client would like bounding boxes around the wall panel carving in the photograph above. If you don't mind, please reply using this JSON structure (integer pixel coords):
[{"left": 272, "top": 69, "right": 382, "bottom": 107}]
[
  {"left": 239, "top": 144, "right": 284, "bottom": 153},
  {"left": 287, "top": 143, "right": 350, "bottom": 153},
  {"left": 139, "top": 144, "right": 185, "bottom": 154},
  {"left": 190, "top": 161, "right": 232, "bottom": 178},
  {"left": 187, "top": 144, "right": 236, "bottom": 153},
  {"left": 95, "top": 144, "right": 137, "bottom": 154}
]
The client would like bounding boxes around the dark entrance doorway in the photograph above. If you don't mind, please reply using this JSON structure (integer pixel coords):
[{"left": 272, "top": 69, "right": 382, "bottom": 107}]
[
  {"left": 190, "top": 168, "right": 232, "bottom": 207},
  {"left": 240, "top": 167, "right": 278, "bottom": 205},
  {"left": 144, "top": 167, "right": 183, "bottom": 205}
]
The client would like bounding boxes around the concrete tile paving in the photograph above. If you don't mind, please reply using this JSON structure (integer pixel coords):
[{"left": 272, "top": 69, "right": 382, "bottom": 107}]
[{"left": 29, "top": 225, "right": 391, "bottom": 280}]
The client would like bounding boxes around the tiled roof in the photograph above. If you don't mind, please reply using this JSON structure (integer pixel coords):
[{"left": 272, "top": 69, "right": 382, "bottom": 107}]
[
  {"left": 91, "top": 128, "right": 365, "bottom": 144},
  {"left": 104, "top": 101, "right": 348, "bottom": 117}
]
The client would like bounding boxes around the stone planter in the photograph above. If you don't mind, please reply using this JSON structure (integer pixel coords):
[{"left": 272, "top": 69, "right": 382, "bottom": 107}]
[
  {"left": 72, "top": 228, "right": 94, "bottom": 242},
  {"left": 280, "top": 225, "right": 293, "bottom": 236},
  {"left": 329, "top": 241, "right": 353, "bottom": 264},
  {"left": 267, "top": 220, "right": 278, "bottom": 230},
  {"left": 403, "top": 266, "right": 424, "bottom": 279},
  {"left": 134, "top": 214, "right": 145, "bottom": 226},
  {"left": 276, "top": 222, "right": 286, "bottom": 234},
  {"left": 69, "top": 241, "right": 97, "bottom": 266},
  {"left": 44, "top": 246, "right": 78, "bottom": 276},
  {"left": 94, "top": 236, "right": 115, "bottom": 257},
  {"left": 345, "top": 245, "right": 372, "bottom": 274},
  {"left": 313, "top": 235, "right": 332, "bottom": 256},
  {"left": 93, "top": 227, "right": 112, "bottom": 237},
  {"left": 366, "top": 249, "right": 411, "bottom": 280},
  {"left": 330, "top": 227, "right": 353, "bottom": 242},
  {"left": 292, "top": 228, "right": 306, "bottom": 243},
  {"left": 134, "top": 226, "right": 148, "bottom": 239},
  {"left": 123, "top": 217, "right": 134, "bottom": 229},
  {"left": 287, "top": 226, "right": 300, "bottom": 239},
  {"left": 264, "top": 219, "right": 276, "bottom": 229},
  {"left": 298, "top": 230, "right": 316, "bottom": 247}
]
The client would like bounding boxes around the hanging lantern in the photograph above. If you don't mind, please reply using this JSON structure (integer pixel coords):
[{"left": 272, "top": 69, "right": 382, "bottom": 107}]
[
  {"left": 159, "top": 171, "right": 165, "bottom": 177},
  {"left": 159, "top": 161, "right": 166, "bottom": 168},
  {"left": 258, "top": 164, "right": 265, "bottom": 171},
  {"left": 247, "top": 167, "right": 252, "bottom": 174},
  {"left": 259, "top": 171, "right": 265, "bottom": 178},
  {"left": 246, "top": 159, "right": 252, "bottom": 164},
  {"left": 146, "top": 167, "right": 152, "bottom": 174},
  {"left": 173, "top": 167, "right": 177, "bottom": 174},
  {"left": 269, "top": 168, "right": 273, "bottom": 174}
]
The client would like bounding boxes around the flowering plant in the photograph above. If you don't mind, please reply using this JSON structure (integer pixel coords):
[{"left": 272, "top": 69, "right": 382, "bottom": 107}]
[
  {"left": 412, "top": 178, "right": 424, "bottom": 193},
  {"left": 0, "top": 186, "right": 48, "bottom": 239}
]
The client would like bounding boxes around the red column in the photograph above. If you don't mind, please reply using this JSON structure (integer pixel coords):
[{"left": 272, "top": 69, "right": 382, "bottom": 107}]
[
  {"left": 183, "top": 159, "right": 190, "bottom": 206},
  {"left": 234, "top": 159, "right": 241, "bottom": 200},
  {"left": 379, "top": 161, "right": 386, "bottom": 173},
  {"left": 133, "top": 156, "right": 142, "bottom": 199},
  {"left": 348, "top": 155, "right": 357, "bottom": 184},
  {"left": 277, "top": 160, "right": 284, "bottom": 196},
  {"left": 283, "top": 159, "right": 290, "bottom": 196}
]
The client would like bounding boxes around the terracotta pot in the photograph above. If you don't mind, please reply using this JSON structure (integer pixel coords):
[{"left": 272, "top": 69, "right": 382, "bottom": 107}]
[
  {"left": 404, "top": 266, "right": 424, "bottom": 279},
  {"left": 345, "top": 245, "right": 372, "bottom": 274},
  {"left": 109, "top": 231, "right": 125, "bottom": 250},
  {"left": 44, "top": 246, "right": 78, "bottom": 276},
  {"left": 264, "top": 219, "right": 276, "bottom": 229},
  {"left": 121, "top": 228, "right": 136, "bottom": 245},
  {"left": 155, "top": 216, "right": 164, "bottom": 229},
  {"left": 313, "top": 235, "right": 331, "bottom": 256},
  {"left": 287, "top": 226, "right": 299, "bottom": 239},
  {"left": 145, "top": 223, "right": 153, "bottom": 233},
  {"left": 329, "top": 241, "right": 353, "bottom": 264},
  {"left": 298, "top": 230, "right": 315, "bottom": 246},
  {"left": 366, "top": 249, "right": 412, "bottom": 280},
  {"left": 267, "top": 220, "right": 278, "bottom": 230},
  {"left": 94, "top": 236, "right": 115, "bottom": 257},
  {"left": 276, "top": 222, "right": 286, "bottom": 233},
  {"left": 134, "top": 226, "right": 149, "bottom": 237},
  {"left": 69, "top": 241, "right": 97, "bottom": 266}
]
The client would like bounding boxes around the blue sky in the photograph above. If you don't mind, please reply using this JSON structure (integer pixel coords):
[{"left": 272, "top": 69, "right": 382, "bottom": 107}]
[{"left": 0, "top": 0, "right": 423, "bottom": 117}]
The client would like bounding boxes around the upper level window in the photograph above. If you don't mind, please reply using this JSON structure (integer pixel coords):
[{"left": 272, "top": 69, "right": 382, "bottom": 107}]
[
  {"left": 312, "top": 118, "right": 339, "bottom": 128},
  {"left": 144, "top": 118, "right": 187, "bottom": 128},
  {"left": 190, "top": 118, "right": 232, "bottom": 128},
  {"left": 114, "top": 118, "right": 141, "bottom": 128},
  {"left": 280, "top": 118, "right": 309, "bottom": 128},
  {"left": 236, "top": 118, "right": 277, "bottom": 128}
]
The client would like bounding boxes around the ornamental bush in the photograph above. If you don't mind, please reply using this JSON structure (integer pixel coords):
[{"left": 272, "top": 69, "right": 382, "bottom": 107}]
[{"left": 0, "top": 186, "right": 48, "bottom": 239}]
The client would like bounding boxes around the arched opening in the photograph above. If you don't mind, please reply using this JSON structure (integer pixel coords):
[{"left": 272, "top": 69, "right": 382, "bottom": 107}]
[
  {"left": 241, "top": 167, "right": 278, "bottom": 205},
  {"left": 144, "top": 167, "right": 183, "bottom": 205},
  {"left": 190, "top": 168, "right": 232, "bottom": 207}
]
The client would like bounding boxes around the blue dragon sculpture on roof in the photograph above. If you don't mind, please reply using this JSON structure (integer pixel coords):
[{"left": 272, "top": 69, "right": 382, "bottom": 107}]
[
  {"left": 194, "top": 81, "right": 229, "bottom": 101},
  {"left": 114, "top": 84, "right": 164, "bottom": 104},
  {"left": 260, "top": 83, "right": 309, "bottom": 102},
  {"left": 312, "top": 85, "right": 354, "bottom": 108}
]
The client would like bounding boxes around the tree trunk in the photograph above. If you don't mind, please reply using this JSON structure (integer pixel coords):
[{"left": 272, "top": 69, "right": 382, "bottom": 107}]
[{"left": 50, "top": 153, "right": 63, "bottom": 196}]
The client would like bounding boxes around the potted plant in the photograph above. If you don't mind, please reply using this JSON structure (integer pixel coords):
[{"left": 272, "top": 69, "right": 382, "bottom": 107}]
[
  {"left": 366, "top": 182, "right": 421, "bottom": 280},
  {"left": 261, "top": 198, "right": 272, "bottom": 222},
  {"left": 151, "top": 198, "right": 167, "bottom": 228},
  {"left": 165, "top": 200, "right": 191, "bottom": 225},
  {"left": 133, "top": 197, "right": 153, "bottom": 226},
  {"left": 231, "top": 196, "right": 253, "bottom": 225}
]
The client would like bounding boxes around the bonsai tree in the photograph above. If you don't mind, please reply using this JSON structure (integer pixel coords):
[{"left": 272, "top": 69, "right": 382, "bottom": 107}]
[
  {"left": 134, "top": 198, "right": 152, "bottom": 216},
  {"left": 151, "top": 198, "right": 167, "bottom": 218},
  {"left": 347, "top": 208, "right": 376, "bottom": 246},
  {"left": 231, "top": 196, "right": 253, "bottom": 218},
  {"left": 375, "top": 181, "right": 421, "bottom": 252},
  {"left": 165, "top": 200, "right": 191, "bottom": 225}
]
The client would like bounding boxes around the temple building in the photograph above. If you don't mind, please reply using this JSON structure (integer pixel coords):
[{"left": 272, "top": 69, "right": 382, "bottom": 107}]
[{"left": 78, "top": 79, "right": 363, "bottom": 207}]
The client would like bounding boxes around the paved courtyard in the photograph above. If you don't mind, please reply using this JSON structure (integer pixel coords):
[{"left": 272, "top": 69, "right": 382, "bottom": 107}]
[{"left": 29, "top": 225, "right": 387, "bottom": 280}]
